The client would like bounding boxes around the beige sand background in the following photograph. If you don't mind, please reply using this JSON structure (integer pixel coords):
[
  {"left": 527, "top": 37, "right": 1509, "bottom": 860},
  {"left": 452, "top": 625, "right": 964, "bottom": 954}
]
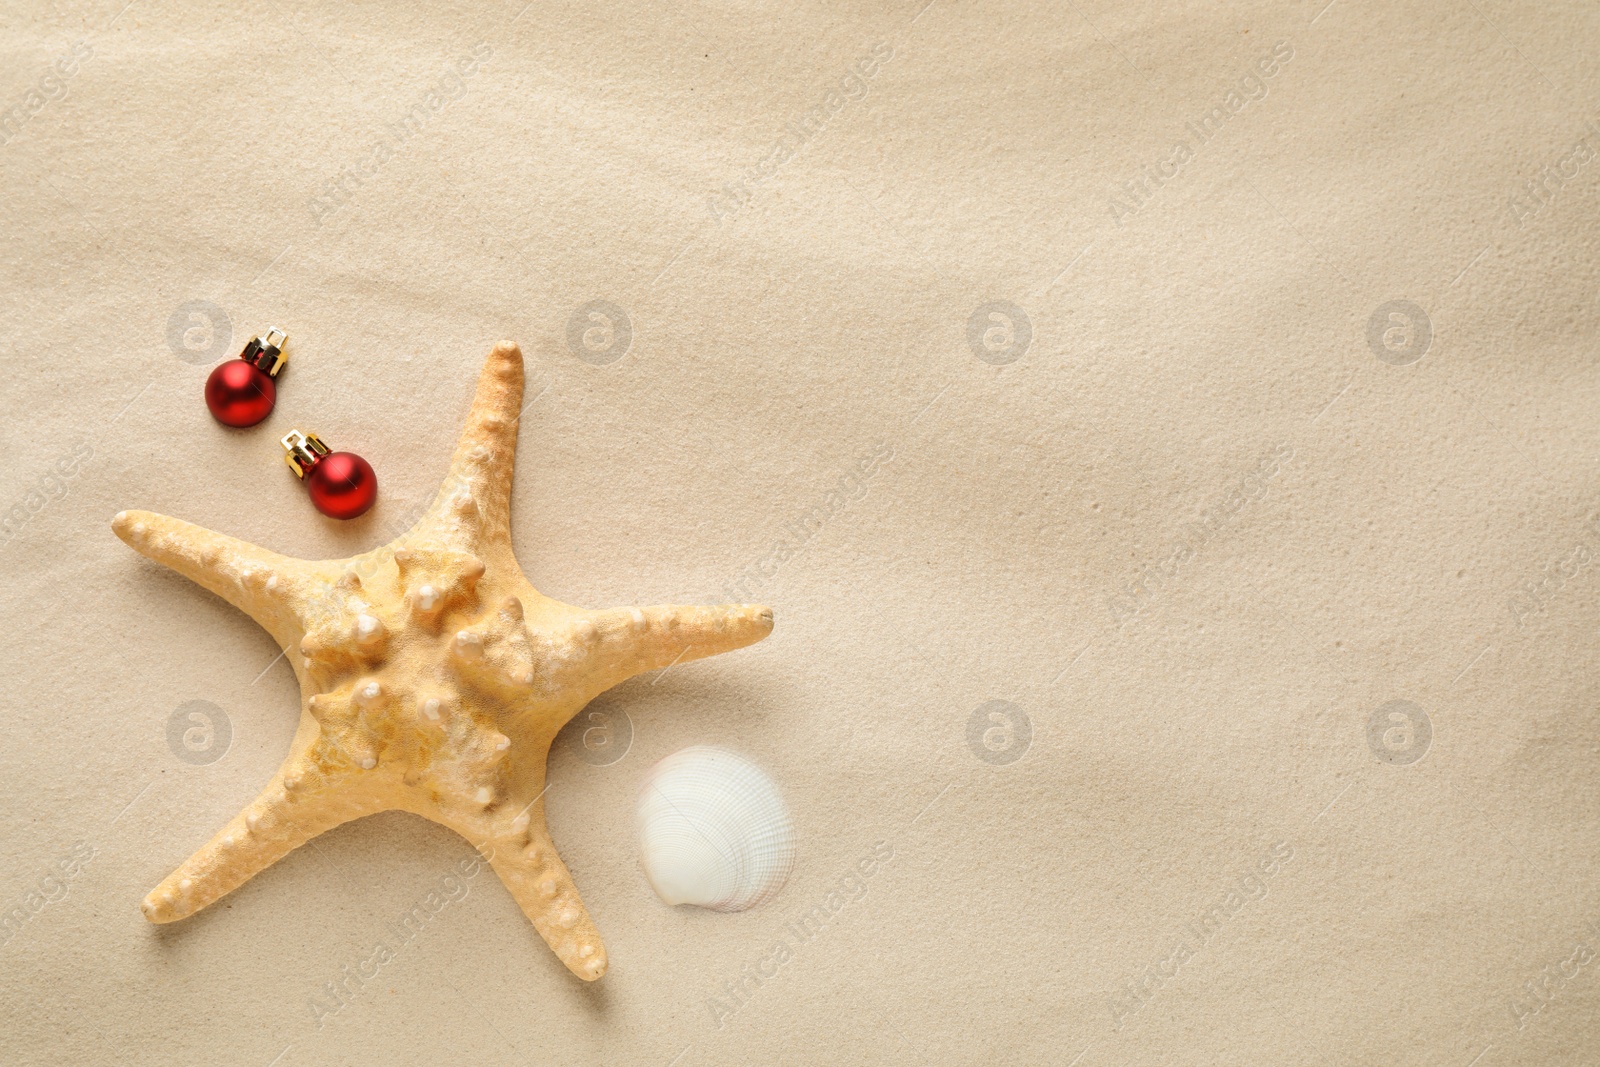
[{"left": 2, "top": 0, "right": 1599, "bottom": 1063}]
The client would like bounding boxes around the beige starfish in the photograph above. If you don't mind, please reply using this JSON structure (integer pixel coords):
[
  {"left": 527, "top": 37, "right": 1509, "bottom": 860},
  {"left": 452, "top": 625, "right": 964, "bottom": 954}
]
[{"left": 112, "top": 341, "right": 772, "bottom": 980}]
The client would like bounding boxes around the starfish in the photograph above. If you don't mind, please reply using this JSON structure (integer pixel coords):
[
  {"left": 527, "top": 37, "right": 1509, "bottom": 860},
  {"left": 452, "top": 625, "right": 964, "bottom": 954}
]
[{"left": 112, "top": 341, "right": 773, "bottom": 980}]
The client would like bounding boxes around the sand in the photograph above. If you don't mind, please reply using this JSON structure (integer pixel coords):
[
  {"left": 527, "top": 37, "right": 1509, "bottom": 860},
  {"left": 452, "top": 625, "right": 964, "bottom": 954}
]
[{"left": 1, "top": 1, "right": 1597, "bottom": 1064}]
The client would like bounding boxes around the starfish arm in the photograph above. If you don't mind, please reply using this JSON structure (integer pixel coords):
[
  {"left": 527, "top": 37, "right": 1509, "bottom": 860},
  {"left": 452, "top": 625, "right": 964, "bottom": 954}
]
[
  {"left": 484, "top": 824, "right": 608, "bottom": 981},
  {"left": 112, "top": 510, "right": 312, "bottom": 648},
  {"left": 410, "top": 341, "right": 524, "bottom": 554},
  {"left": 562, "top": 603, "right": 774, "bottom": 696},
  {"left": 141, "top": 776, "right": 383, "bottom": 923}
]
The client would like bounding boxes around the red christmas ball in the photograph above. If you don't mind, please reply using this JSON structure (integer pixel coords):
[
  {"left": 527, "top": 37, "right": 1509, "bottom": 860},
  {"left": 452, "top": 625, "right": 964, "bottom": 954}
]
[
  {"left": 205, "top": 360, "right": 277, "bottom": 427},
  {"left": 306, "top": 451, "right": 378, "bottom": 519}
]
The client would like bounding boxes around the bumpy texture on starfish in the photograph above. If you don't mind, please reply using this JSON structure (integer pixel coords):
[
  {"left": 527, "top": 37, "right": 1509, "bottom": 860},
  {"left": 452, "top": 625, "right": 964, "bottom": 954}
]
[{"left": 112, "top": 341, "right": 772, "bottom": 980}]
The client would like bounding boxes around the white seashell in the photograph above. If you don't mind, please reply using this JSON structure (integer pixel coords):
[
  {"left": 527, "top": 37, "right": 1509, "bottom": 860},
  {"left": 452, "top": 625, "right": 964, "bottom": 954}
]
[{"left": 636, "top": 746, "right": 795, "bottom": 912}]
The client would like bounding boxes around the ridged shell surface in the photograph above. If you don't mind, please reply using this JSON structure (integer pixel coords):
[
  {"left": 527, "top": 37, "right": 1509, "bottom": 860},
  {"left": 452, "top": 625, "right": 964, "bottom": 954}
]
[{"left": 637, "top": 746, "right": 795, "bottom": 912}]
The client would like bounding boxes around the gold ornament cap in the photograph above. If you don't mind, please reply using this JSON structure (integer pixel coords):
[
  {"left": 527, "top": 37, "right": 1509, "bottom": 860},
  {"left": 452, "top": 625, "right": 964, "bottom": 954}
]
[
  {"left": 281, "top": 429, "right": 329, "bottom": 478},
  {"left": 240, "top": 329, "right": 288, "bottom": 378}
]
